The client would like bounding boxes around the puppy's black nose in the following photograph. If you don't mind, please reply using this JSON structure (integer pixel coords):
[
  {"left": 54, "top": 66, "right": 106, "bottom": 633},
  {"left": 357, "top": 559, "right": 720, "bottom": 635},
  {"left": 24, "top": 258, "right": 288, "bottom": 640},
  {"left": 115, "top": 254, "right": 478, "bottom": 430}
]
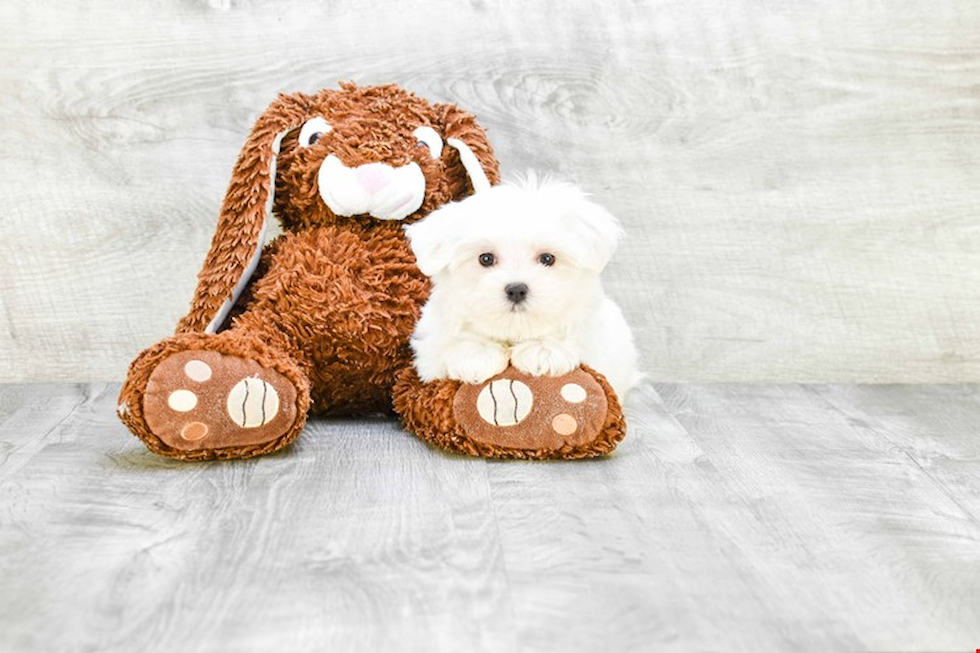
[{"left": 505, "top": 282, "right": 528, "bottom": 304}]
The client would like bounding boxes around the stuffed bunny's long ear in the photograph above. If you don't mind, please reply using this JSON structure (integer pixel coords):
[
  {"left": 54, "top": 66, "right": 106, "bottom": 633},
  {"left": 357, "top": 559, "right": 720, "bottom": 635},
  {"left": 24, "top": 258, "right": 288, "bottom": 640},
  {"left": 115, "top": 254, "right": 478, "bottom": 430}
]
[
  {"left": 436, "top": 103, "right": 500, "bottom": 196},
  {"left": 446, "top": 138, "right": 490, "bottom": 193},
  {"left": 176, "top": 94, "right": 310, "bottom": 334}
]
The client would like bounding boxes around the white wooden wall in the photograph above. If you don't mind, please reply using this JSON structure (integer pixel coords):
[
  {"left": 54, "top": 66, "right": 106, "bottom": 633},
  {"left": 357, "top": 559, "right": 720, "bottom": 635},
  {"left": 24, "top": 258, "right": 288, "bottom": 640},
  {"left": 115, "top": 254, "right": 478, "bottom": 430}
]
[{"left": 2, "top": 0, "right": 979, "bottom": 382}]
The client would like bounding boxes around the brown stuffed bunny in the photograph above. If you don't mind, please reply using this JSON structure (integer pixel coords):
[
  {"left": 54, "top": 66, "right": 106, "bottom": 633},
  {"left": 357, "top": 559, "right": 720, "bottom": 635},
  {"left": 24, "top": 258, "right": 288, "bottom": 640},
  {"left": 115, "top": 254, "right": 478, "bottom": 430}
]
[{"left": 118, "top": 83, "right": 625, "bottom": 460}]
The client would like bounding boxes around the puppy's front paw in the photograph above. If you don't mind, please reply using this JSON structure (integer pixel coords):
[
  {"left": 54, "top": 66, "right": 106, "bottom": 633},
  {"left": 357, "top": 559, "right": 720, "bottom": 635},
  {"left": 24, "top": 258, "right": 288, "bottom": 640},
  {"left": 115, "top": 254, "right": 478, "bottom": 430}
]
[
  {"left": 511, "top": 340, "right": 579, "bottom": 378},
  {"left": 443, "top": 341, "right": 510, "bottom": 385}
]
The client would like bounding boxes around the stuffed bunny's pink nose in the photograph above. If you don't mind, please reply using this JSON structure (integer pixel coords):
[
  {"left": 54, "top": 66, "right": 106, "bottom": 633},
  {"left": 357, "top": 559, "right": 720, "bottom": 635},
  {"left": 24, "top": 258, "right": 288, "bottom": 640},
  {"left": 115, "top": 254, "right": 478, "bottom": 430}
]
[{"left": 354, "top": 163, "right": 394, "bottom": 194}]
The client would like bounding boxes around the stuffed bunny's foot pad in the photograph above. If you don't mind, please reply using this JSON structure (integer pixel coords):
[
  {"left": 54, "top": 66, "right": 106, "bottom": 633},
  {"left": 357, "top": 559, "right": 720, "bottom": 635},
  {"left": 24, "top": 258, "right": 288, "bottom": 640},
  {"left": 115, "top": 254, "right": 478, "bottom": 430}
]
[
  {"left": 143, "top": 350, "right": 299, "bottom": 452},
  {"left": 454, "top": 368, "right": 608, "bottom": 451},
  {"left": 394, "top": 365, "right": 626, "bottom": 459}
]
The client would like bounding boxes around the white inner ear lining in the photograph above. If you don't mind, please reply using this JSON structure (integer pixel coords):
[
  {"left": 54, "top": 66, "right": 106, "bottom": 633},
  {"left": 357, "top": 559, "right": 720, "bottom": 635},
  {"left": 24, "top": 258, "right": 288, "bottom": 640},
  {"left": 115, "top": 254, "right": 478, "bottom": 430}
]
[{"left": 446, "top": 138, "right": 490, "bottom": 193}]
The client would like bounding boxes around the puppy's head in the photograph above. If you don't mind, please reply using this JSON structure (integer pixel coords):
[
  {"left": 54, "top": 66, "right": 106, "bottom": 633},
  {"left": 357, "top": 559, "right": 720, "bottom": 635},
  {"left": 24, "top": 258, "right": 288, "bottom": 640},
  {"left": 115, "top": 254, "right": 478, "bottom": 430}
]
[{"left": 405, "top": 173, "right": 622, "bottom": 339}]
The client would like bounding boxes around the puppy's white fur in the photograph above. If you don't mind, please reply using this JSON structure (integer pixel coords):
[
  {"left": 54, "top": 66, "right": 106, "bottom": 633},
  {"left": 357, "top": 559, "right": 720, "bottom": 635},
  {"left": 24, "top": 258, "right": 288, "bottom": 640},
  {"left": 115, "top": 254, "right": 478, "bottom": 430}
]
[{"left": 405, "top": 173, "right": 640, "bottom": 399}]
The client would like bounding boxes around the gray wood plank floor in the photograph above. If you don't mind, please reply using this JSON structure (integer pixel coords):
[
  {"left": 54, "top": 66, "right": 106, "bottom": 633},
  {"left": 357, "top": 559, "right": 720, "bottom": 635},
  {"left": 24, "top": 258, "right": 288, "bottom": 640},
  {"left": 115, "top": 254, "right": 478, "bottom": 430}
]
[{"left": 1, "top": 382, "right": 978, "bottom": 652}]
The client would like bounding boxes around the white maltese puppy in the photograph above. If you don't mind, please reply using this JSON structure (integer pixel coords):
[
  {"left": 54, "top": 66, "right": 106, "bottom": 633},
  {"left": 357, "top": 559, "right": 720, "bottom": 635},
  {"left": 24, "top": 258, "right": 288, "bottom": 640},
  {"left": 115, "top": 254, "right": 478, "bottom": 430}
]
[{"left": 404, "top": 173, "right": 640, "bottom": 399}]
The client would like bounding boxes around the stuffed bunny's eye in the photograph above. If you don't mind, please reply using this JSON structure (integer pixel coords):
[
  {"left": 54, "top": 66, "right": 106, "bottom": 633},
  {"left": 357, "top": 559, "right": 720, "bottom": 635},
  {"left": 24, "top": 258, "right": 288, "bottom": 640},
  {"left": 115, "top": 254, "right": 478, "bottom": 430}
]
[
  {"left": 299, "top": 117, "right": 333, "bottom": 147},
  {"left": 413, "top": 126, "right": 444, "bottom": 159}
]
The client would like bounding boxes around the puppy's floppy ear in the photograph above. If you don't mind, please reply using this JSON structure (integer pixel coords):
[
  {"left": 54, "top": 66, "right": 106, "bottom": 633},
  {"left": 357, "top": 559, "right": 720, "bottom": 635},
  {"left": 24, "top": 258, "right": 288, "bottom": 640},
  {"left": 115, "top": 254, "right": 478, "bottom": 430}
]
[
  {"left": 176, "top": 92, "right": 313, "bottom": 334},
  {"left": 404, "top": 201, "right": 467, "bottom": 277},
  {"left": 435, "top": 103, "right": 500, "bottom": 197},
  {"left": 561, "top": 193, "right": 624, "bottom": 273}
]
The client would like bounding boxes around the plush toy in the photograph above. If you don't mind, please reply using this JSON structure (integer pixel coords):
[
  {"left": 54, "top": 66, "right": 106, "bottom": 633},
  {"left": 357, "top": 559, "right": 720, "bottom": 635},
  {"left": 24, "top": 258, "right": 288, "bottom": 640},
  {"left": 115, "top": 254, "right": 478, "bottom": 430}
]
[{"left": 117, "top": 83, "right": 626, "bottom": 460}]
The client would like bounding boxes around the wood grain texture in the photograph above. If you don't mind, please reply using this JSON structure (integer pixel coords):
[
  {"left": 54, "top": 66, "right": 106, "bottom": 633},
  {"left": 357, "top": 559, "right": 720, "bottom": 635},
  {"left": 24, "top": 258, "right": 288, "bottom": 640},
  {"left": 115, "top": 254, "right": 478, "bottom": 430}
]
[
  {"left": 0, "top": 383, "right": 515, "bottom": 652},
  {"left": 2, "top": 0, "right": 980, "bottom": 381},
  {"left": 2, "top": 382, "right": 980, "bottom": 651}
]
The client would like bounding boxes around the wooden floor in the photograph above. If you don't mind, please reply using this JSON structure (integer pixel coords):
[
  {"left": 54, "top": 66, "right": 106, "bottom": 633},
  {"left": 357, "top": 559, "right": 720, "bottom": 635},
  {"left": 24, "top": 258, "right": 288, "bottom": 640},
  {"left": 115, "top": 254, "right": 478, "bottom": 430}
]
[{"left": 1, "top": 382, "right": 978, "bottom": 652}]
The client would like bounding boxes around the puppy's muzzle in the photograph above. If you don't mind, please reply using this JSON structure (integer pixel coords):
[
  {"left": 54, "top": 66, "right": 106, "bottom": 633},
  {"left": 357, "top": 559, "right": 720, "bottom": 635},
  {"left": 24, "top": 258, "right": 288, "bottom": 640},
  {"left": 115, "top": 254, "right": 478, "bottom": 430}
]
[{"left": 505, "top": 282, "right": 529, "bottom": 305}]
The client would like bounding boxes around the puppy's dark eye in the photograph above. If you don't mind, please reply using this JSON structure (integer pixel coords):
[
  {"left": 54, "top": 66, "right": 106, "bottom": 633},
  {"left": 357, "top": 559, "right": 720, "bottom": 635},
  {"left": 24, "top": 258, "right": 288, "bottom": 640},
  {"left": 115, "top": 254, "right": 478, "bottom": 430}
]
[
  {"left": 538, "top": 253, "right": 556, "bottom": 267},
  {"left": 478, "top": 253, "right": 496, "bottom": 267},
  {"left": 309, "top": 132, "right": 325, "bottom": 145}
]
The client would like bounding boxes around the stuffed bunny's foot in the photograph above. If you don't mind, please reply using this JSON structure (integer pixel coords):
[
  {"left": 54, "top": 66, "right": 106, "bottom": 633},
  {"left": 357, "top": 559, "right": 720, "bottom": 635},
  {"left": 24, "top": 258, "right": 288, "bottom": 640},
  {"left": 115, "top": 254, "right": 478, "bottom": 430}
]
[
  {"left": 142, "top": 349, "right": 300, "bottom": 453},
  {"left": 454, "top": 367, "right": 608, "bottom": 452},
  {"left": 394, "top": 365, "right": 626, "bottom": 459}
]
